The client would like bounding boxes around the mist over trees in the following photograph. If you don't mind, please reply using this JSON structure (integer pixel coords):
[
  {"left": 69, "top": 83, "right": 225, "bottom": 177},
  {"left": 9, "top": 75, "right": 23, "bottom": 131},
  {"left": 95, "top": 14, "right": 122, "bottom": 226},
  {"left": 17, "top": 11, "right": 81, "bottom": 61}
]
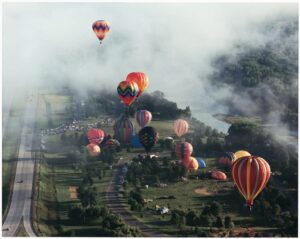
[{"left": 210, "top": 18, "right": 298, "bottom": 130}]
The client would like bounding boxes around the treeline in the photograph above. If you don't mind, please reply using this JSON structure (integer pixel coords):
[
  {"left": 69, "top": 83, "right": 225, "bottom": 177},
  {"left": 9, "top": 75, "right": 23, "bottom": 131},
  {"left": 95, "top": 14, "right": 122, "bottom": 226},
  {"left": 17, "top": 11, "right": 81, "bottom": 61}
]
[
  {"left": 210, "top": 18, "right": 298, "bottom": 130},
  {"left": 83, "top": 90, "right": 191, "bottom": 120}
]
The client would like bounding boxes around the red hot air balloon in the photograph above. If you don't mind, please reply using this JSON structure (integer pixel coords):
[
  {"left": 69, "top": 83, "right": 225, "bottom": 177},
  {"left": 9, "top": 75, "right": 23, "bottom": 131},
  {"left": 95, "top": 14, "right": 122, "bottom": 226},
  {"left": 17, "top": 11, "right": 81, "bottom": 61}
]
[
  {"left": 117, "top": 81, "right": 139, "bottom": 106},
  {"left": 136, "top": 110, "right": 152, "bottom": 128},
  {"left": 87, "top": 128, "right": 105, "bottom": 145},
  {"left": 211, "top": 171, "right": 227, "bottom": 180},
  {"left": 231, "top": 156, "right": 271, "bottom": 210},
  {"left": 173, "top": 119, "right": 189, "bottom": 137},
  {"left": 92, "top": 20, "right": 110, "bottom": 44},
  {"left": 175, "top": 142, "right": 193, "bottom": 159},
  {"left": 126, "top": 72, "right": 149, "bottom": 97}
]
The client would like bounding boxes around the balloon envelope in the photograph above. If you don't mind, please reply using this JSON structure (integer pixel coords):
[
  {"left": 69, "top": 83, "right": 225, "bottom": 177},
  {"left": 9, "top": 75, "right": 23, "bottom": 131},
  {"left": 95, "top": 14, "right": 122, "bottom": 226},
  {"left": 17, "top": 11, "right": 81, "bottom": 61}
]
[
  {"left": 92, "top": 20, "right": 110, "bottom": 42},
  {"left": 234, "top": 150, "right": 251, "bottom": 161},
  {"left": 131, "top": 134, "right": 143, "bottom": 148},
  {"left": 197, "top": 158, "right": 206, "bottom": 168},
  {"left": 231, "top": 156, "right": 271, "bottom": 209},
  {"left": 173, "top": 119, "right": 189, "bottom": 137},
  {"left": 211, "top": 171, "right": 227, "bottom": 180},
  {"left": 219, "top": 152, "right": 235, "bottom": 168},
  {"left": 117, "top": 81, "right": 139, "bottom": 106},
  {"left": 136, "top": 110, "right": 152, "bottom": 128},
  {"left": 175, "top": 142, "right": 193, "bottom": 159},
  {"left": 87, "top": 128, "right": 105, "bottom": 145},
  {"left": 138, "top": 126, "right": 159, "bottom": 152},
  {"left": 86, "top": 144, "right": 101, "bottom": 157},
  {"left": 126, "top": 72, "right": 149, "bottom": 97},
  {"left": 187, "top": 157, "right": 199, "bottom": 171},
  {"left": 113, "top": 116, "right": 134, "bottom": 144}
]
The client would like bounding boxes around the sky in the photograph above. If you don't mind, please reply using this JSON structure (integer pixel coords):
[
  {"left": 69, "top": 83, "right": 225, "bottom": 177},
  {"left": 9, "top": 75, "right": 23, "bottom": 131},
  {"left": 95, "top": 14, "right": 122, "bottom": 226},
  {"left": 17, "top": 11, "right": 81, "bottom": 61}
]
[{"left": 2, "top": 2, "right": 298, "bottom": 131}]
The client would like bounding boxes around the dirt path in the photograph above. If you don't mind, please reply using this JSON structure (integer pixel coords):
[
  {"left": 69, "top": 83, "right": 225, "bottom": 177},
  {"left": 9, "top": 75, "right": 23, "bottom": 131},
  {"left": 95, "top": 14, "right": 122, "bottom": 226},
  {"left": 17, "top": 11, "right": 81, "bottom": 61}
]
[
  {"left": 194, "top": 187, "right": 214, "bottom": 196},
  {"left": 105, "top": 160, "right": 167, "bottom": 237}
]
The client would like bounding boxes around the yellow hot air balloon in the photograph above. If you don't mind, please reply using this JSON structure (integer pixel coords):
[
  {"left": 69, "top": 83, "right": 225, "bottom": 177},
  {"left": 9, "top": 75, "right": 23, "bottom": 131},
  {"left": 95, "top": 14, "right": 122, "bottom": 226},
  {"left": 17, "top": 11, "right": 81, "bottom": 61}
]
[
  {"left": 234, "top": 150, "right": 251, "bottom": 161},
  {"left": 87, "top": 144, "right": 101, "bottom": 157}
]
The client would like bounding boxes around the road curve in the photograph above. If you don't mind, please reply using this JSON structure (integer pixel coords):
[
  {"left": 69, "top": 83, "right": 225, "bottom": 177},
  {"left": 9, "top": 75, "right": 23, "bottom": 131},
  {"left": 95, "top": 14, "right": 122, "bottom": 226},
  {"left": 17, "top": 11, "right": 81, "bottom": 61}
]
[
  {"left": 2, "top": 93, "right": 37, "bottom": 237},
  {"left": 105, "top": 160, "right": 167, "bottom": 237}
]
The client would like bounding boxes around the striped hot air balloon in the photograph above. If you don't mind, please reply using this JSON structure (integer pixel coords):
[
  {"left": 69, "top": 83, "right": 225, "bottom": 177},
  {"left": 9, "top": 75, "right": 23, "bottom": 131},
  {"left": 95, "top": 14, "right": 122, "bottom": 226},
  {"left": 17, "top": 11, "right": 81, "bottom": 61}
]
[
  {"left": 87, "top": 128, "right": 105, "bottom": 145},
  {"left": 231, "top": 156, "right": 271, "bottom": 210},
  {"left": 86, "top": 144, "right": 101, "bottom": 157},
  {"left": 113, "top": 116, "right": 134, "bottom": 145},
  {"left": 173, "top": 119, "right": 189, "bottom": 137},
  {"left": 92, "top": 20, "right": 110, "bottom": 44},
  {"left": 117, "top": 81, "right": 139, "bottom": 106},
  {"left": 126, "top": 72, "right": 149, "bottom": 97},
  {"left": 175, "top": 142, "right": 193, "bottom": 159},
  {"left": 136, "top": 110, "right": 152, "bottom": 128}
]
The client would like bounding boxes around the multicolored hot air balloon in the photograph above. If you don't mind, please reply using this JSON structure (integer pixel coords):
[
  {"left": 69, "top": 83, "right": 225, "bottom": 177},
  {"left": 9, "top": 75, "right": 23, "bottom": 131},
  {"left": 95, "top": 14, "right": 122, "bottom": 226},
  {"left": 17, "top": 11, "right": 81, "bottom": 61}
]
[
  {"left": 92, "top": 20, "right": 110, "bottom": 44},
  {"left": 197, "top": 158, "right": 206, "bottom": 169},
  {"left": 187, "top": 157, "right": 199, "bottom": 171},
  {"left": 136, "top": 110, "right": 152, "bottom": 128},
  {"left": 175, "top": 142, "right": 193, "bottom": 159},
  {"left": 138, "top": 126, "right": 159, "bottom": 152},
  {"left": 87, "top": 128, "right": 105, "bottom": 145},
  {"left": 104, "top": 139, "right": 120, "bottom": 151},
  {"left": 231, "top": 156, "right": 271, "bottom": 210},
  {"left": 173, "top": 119, "right": 189, "bottom": 137},
  {"left": 117, "top": 81, "right": 139, "bottom": 106},
  {"left": 234, "top": 150, "right": 251, "bottom": 161},
  {"left": 211, "top": 171, "right": 227, "bottom": 180},
  {"left": 86, "top": 144, "right": 101, "bottom": 157},
  {"left": 126, "top": 72, "right": 149, "bottom": 97},
  {"left": 113, "top": 116, "right": 134, "bottom": 144},
  {"left": 219, "top": 152, "right": 235, "bottom": 169}
]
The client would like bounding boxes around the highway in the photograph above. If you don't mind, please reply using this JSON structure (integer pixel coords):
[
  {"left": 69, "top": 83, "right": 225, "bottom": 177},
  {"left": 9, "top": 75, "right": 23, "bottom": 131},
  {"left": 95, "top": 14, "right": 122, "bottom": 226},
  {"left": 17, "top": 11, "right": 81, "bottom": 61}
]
[{"left": 2, "top": 93, "right": 37, "bottom": 237}]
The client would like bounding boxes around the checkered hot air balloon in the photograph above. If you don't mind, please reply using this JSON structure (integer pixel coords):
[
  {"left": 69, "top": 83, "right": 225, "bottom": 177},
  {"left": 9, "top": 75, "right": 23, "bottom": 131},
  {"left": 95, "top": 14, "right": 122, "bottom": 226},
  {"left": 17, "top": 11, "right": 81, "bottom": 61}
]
[{"left": 138, "top": 126, "right": 159, "bottom": 152}]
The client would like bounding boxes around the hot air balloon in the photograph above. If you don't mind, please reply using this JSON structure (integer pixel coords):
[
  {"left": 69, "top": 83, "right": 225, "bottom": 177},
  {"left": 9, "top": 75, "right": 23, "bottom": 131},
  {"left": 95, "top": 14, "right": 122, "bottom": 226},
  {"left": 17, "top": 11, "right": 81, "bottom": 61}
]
[
  {"left": 136, "top": 110, "right": 152, "bottom": 128},
  {"left": 234, "top": 150, "right": 251, "bottom": 161},
  {"left": 117, "top": 81, "right": 139, "bottom": 106},
  {"left": 92, "top": 20, "right": 110, "bottom": 44},
  {"left": 231, "top": 156, "right": 271, "bottom": 210},
  {"left": 219, "top": 152, "right": 235, "bottom": 168},
  {"left": 187, "top": 157, "right": 199, "bottom": 171},
  {"left": 211, "top": 171, "right": 227, "bottom": 180},
  {"left": 175, "top": 142, "right": 193, "bottom": 159},
  {"left": 126, "top": 72, "right": 149, "bottom": 97},
  {"left": 86, "top": 144, "right": 101, "bottom": 157},
  {"left": 173, "top": 119, "right": 189, "bottom": 137},
  {"left": 104, "top": 139, "right": 120, "bottom": 151},
  {"left": 113, "top": 116, "right": 134, "bottom": 144},
  {"left": 131, "top": 134, "right": 143, "bottom": 148},
  {"left": 197, "top": 158, "right": 206, "bottom": 169},
  {"left": 138, "top": 126, "right": 159, "bottom": 152},
  {"left": 87, "top": 128, "right": 105, "bottom": 145}
]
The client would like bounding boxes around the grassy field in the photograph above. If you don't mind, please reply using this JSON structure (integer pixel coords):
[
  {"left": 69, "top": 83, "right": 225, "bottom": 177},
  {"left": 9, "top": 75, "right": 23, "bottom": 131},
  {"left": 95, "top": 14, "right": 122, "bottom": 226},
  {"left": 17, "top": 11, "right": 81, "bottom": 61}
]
[{"left": 2, "top": 96, "right": 26, "bottom": 218}]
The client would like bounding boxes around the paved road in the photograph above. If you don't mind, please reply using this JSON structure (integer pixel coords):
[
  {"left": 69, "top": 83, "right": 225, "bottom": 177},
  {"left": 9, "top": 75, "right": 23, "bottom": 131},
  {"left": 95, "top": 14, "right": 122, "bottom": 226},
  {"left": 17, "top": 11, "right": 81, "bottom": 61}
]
[
  {"left": 2, "top": 93, "right": 37, "bottom": 237},
  {"left": 105, "top": 160, "right": 167, "bottom": 237}
]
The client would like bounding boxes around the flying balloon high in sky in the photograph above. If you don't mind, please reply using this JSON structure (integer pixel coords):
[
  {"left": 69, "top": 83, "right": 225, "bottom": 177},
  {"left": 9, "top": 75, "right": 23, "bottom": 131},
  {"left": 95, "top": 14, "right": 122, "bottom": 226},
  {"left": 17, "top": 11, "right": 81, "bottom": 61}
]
[{"left": 92, "top": 20, "right": 110, "bottom": 44}]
